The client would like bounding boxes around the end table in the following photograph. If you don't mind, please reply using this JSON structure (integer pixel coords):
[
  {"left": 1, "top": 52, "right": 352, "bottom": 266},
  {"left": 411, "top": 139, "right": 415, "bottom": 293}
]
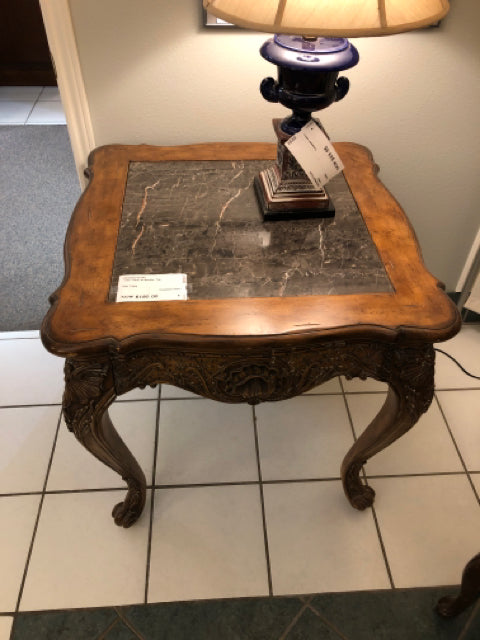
[{"left": 41, "top": 142, "right": 460, "bottom": 527}]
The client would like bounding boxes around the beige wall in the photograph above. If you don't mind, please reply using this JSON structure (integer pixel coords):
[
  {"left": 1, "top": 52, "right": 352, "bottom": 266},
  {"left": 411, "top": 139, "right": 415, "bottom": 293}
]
[{"left": 68, "top": 0, "right": 480, "bottom": 290}]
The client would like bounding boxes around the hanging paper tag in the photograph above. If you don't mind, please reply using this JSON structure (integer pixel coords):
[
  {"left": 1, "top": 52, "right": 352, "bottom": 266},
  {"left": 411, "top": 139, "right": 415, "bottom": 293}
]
[
  {"left": 285, "top": 120, "right": 344, "bottom": 189},
  {"left": 116, "top": 274, "right": 188, "bottom": 302}
]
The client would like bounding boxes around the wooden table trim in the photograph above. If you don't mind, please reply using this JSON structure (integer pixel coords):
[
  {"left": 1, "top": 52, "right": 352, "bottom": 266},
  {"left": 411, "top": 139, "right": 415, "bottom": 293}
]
[{"left": 42, "top": 142, "right": 460, "bottom": 356}]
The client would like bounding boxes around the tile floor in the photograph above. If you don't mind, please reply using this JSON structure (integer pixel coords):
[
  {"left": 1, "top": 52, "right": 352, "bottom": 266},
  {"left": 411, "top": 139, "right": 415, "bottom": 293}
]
[
  {"left": 0, "top": 325, "right": 479, "bottom": 639},
  {"left": 0, "top": 86, "right": 65, "bottom": 125}
]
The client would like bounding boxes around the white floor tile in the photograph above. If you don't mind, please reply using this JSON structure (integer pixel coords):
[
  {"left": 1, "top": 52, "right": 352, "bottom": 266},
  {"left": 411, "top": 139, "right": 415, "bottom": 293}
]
[
  {"left": 161, "top": 384, "right": 202, "bottom": 399},
  {"left": 0, "top": 331, "right": 39, "bottom": 340},
  {"left": 148, "top": 485, "right": 268, "bottom": 602},
  {"left": 255, "top": 395, "right": 354, "bottom": 480},
  {"left": 0, "top": 495, "right": 40, "bottom": 612},
  {"left": 303, "top": 377, "right": 342, "bottom": 394},
  {"left": 435, "top": 325, "right": 480, "bottom": 389},
  {"left": 346, "top": 394, "right": 463, "bottom": 475},
  {"left": 0, "top": 338, "right": 64, "bottom": 406},
  {"left": 436, "top": 390, "right": 480, "bottom": 470},
  {"left": 0, "top": 406, "right": 60, "bottom": 494},
  {"left": 470, "top": 473, "right": 480, "bottom": 497},
  {"left": 47, "top": 400, "right": 158, "bottom": 491},
  {"left": 0, "top": 617, "right": 13, "bottom": 640},
  {"left": 156, "top": 399, "right": 257, "bottom": 485},
  {"left": 373, "top": 475, "right": 480, "bottom": 588},
  {"left": 117, "top": 385, "right": 158, "bottom": 401},
  {"left": 38, "top": 86, "right": 61, "bottom": 101},
  {"left": 20, "top": 491, "right": 150, "bottom": 611},
  {"left": 342, "top": 376, "right": 388, "bottom": 393},
  {"left": 26, "top": 101, "right": 66, "bottom": 125},
  {"left": 0, "top": 86, "right": 42, "bottom": 101},
  {"left": 0, "top": 101, "right": 33, "bottom": 124},
  {"left": 263, "top": 481, "right": 390, "bottom": 595}
]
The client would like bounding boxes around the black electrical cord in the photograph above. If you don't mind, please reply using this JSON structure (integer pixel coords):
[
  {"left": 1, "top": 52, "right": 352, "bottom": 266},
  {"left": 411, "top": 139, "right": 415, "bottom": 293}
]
[{"left": 434, "top": 348, "right": 480, "bottom": 381}]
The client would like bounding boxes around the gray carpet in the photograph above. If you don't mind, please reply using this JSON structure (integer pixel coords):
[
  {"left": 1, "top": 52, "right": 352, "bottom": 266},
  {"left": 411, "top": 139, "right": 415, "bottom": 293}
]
[{"left": 0, "top": 125, "right": 81, "bottom": 331}]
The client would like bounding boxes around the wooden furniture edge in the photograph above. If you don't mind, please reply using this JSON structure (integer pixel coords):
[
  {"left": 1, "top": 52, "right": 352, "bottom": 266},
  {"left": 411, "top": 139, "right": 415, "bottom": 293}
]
[{"left": 41, "top": 142, "right": 460, "bottom": 355}]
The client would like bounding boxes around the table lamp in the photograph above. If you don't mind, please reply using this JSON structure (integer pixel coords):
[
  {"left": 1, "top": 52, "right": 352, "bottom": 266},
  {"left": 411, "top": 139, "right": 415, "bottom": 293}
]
[{"left": 203, "top": 0, "right": 450, "bottom": 220}]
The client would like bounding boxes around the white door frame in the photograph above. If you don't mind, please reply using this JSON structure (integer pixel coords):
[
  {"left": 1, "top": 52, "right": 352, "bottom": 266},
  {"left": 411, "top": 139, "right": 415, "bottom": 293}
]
[
  {"left": 457, "top": 226, "right": 480, "bottom": 292},
  {"left": 39, "top": 0, "right": 95, "bottom": 188}
]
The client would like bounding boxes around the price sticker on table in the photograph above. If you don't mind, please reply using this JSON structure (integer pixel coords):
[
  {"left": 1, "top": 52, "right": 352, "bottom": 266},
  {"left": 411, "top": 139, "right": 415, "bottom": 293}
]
[
  {"left": 116, "top": 274, "right": 188, "bottom": 302},
  {"left": 285, "top": 120, "right": 344, "bottom": 189}
]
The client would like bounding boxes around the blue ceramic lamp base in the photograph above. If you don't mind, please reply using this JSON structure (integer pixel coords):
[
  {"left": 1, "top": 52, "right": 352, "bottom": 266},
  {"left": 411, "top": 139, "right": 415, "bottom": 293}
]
[{"left": 256, "top": 35, "right": 359, "bottom": 220}]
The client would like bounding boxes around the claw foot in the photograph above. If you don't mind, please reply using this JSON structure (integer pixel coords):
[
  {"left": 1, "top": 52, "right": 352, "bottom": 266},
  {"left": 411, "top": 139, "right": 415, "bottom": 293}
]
[
  {"left": 111, "top": 482, "right": 145, "bottom": 528},
  {"left": 436, "top": 596, "right": 465, "bottom": 618},
  {"left": 348, "top": 484, "right": 376, "bottom": 511}
]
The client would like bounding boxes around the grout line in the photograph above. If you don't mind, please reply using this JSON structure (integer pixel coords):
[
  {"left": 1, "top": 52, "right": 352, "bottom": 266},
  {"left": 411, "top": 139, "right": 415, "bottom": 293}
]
[
  {"left": 41, "top": 487, "right": 127, "bottom": 495},
  {"left": 370, "top": 504, "right": 395, "bottom": 589},
  {"left": 144, "top": 386, "right": 161, "bottom": 604},
  {"left": 0, "top": 491, "right": 44, "bottom": 498},
  {"left": 155, "top": 480, "right": 260, "bottom": 490},
  {"left": 365, "top": 471, "right": 469, "bottom": 480},
  {"left": 297, "top": 594, "right": 314, "bottom": 604},
  {"left": 435, "top": 386, "right": 480, "bottom": 392},
  {"left": 2, "top": 470, "right": 472, "bottom": 501},
  {"left": 339, "top": 381, "right": 357, "bottom": 443},
  {"left": 96, "top": 616, "right": 120, "bottom": 640},
  {"left": 277, "top": 602, "right": 311, "bottom": 640},
  {"left": 434, "top": 394, "right": 480, "bottom": 503},
  {"left": 0, "top": 336, "right": 40, "bottom": 341},
  {"left": 252, "top": 406, "right": 273, "bottom": 597},
  {"left": 0, "top": 403, "right": 62, "bottom": 410},
  {"left": 306, "top": 603, "right": 350, "bottom": 640},
  {"left": 114, "top": 397, "right": 159, "bottom": 404},
  {"left": 159, "top": 396, "right": 205, "bottom": 401},
  {"left": 114, "top": 606, "right": 146, "bottom": 640},
  {"left": 262, "top": 477, "right": 341, "bottom": 484},
  {"left": 10, "top": 407, "right": 63, "bottom": 636}
]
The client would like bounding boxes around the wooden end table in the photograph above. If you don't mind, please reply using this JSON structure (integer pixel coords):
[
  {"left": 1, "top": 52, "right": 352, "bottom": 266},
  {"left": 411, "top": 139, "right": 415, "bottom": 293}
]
[{"left": 41, "top": 142, "right": 460, "bottom": 528}]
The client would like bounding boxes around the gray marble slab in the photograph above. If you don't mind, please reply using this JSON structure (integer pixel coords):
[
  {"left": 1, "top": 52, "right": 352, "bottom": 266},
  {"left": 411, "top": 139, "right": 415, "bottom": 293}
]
[{"left": 109, "top": 160, "right": 392, "bottom": 301}]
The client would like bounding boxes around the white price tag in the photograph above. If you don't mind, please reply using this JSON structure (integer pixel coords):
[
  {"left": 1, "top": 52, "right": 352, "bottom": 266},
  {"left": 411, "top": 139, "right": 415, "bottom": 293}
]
[
  {"left": 285, "top": 120, "right": 344, "bottom": 189},
  {"left": 116, "top": 274, "right": 188, "bottom": 302}
]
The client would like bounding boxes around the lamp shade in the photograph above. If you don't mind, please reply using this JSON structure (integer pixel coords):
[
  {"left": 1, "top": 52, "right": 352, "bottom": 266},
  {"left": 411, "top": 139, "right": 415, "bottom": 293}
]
[{"left": 203, "top": 0, "right": 450, "bottom": 37}]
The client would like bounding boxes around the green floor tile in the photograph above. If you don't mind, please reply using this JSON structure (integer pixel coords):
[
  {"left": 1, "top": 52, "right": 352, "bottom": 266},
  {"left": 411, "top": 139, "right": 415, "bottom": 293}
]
[
  {"left": 310, "top": 588, "right": 471, "bottom": 640},
  {"left": 125, "top": 597, "right": 304, "bottom": 640},
  {"left": 11, "top": 608, "right": 117, "bottom": 640},
  {"left": 284, "top": 606, "right": 344, "bottom": 639},
  {"left": 102, "top": 618, "right": 139, "bottom": 640},
  {"left": 459, "top": 602, "right": 480, "bottom": 640}
]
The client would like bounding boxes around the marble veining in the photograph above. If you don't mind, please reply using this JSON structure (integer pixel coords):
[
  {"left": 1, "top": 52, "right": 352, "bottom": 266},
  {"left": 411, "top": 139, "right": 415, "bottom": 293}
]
[{"left": 109, "top": 160, "right": 392, "bottom": 301}]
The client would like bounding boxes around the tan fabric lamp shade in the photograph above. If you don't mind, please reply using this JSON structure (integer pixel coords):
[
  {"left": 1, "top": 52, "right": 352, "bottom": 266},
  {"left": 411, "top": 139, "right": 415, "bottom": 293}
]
[{"left": 203, "top": 0, "right": 450, "bottom": 37}]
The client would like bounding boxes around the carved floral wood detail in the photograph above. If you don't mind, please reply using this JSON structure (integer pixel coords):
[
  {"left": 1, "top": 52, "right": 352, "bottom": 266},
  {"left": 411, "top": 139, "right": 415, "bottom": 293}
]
[
  {"left": 63, "top": 358, "right": 110, "bottom": 437},
  {"left": 111, "top": 340, "right": 435, "bottom": 414}
]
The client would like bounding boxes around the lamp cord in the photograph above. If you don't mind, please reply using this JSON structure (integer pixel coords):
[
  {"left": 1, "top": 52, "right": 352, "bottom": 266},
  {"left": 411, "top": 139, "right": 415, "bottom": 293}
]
[{"left": 434, "top": 348, "right": 480, "bottom": 381}]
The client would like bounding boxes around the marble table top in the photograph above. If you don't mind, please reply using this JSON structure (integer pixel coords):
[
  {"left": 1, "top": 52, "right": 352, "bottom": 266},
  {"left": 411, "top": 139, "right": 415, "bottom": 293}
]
[{"left": 109, "top": 159, "right": 392, "bottom": 301}]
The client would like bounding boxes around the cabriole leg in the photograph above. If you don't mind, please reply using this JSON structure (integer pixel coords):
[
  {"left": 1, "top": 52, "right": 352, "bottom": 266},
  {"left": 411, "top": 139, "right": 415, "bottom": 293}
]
[
  {"left": 62, "top": 357, "right": 146, "bottom": 527},
  {"left": 341, "top": 344, "right": 435, "bottom": 510}
]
